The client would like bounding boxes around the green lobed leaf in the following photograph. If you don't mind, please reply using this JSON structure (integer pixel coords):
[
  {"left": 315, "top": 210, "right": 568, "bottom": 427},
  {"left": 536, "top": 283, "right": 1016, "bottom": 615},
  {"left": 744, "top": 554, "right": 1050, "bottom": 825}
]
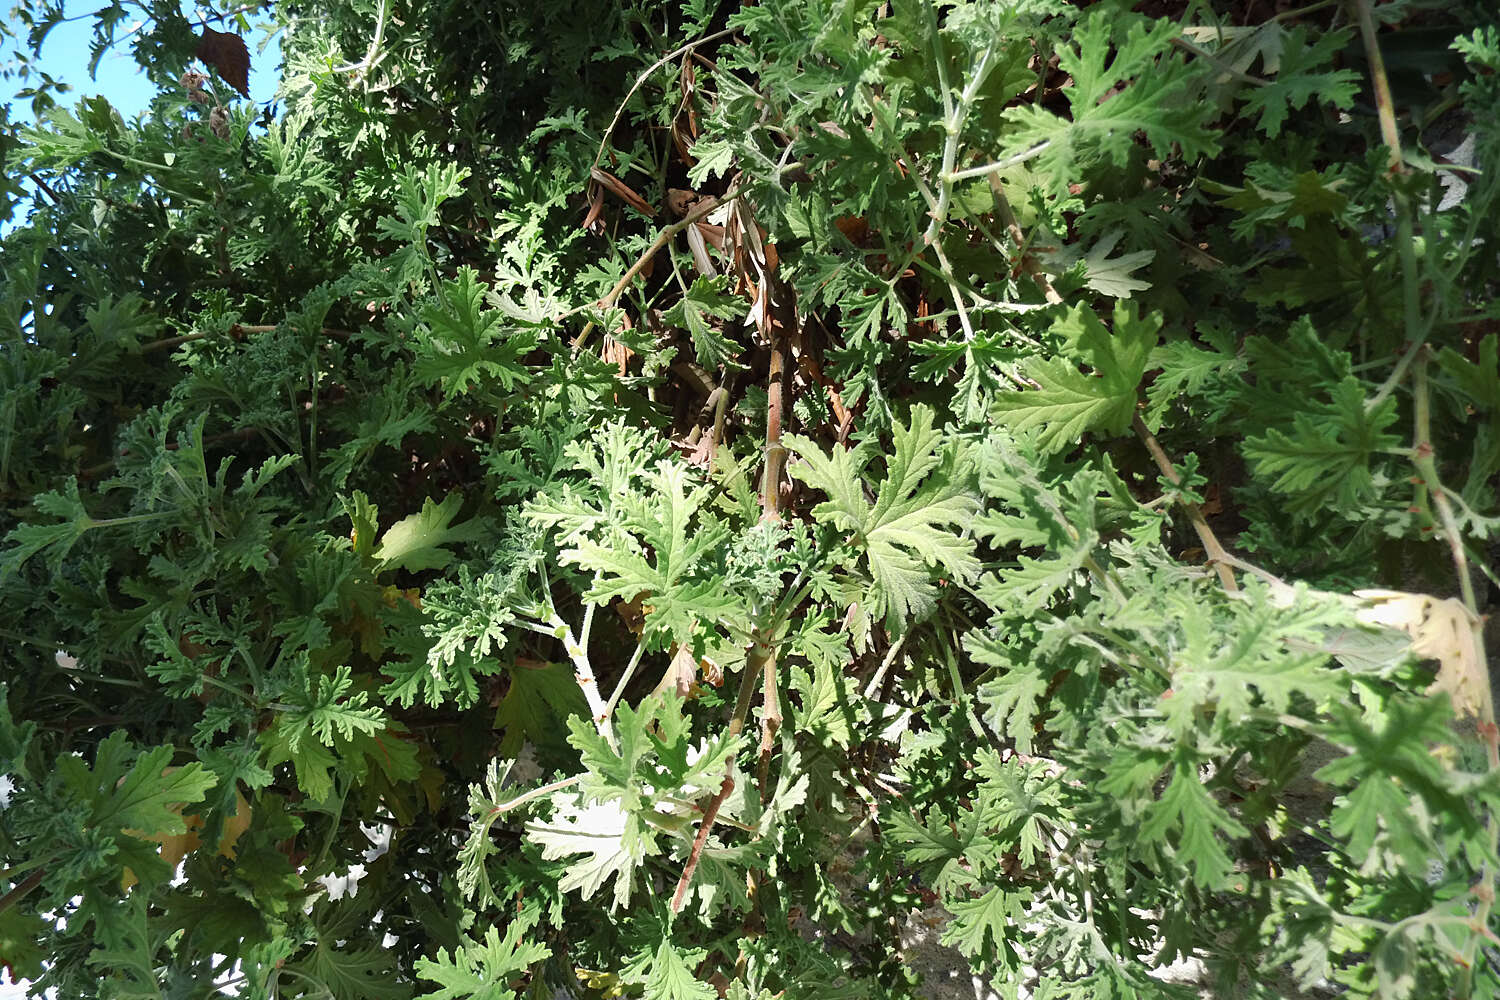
[
  {"left": 414, "top": 923, "right": 550, "bottom": 1000},
  {"left": 786, "top": 404, "right": 980, "bottom": 629},
  {"left": 992, "top": 302, "right": 1159, "bottom": 453},
  {"left": 940, "top": 885, "right": 1031, "bottom": 961},
  {"left": 558, "top": 460, "right": 738, "bottom": 646},
  {"left": 1239, "top": 26, "right": 1360, "bottom": 138},
  {"left": 375, "top": 493, "right": 486, "bottom": 574},
  {"left": 1243, "top": 378, "right": 1402, "bottom": 515},
  {"left": 415, "top": 268, "right": 538, "bottom": 400},
  {"left": 970, "top": 635, "right": 1049, "bottom": 755},
  {"left": 525, "top": 793, "right": 650, "bottom": 910},
  {"left": 663, "top": 275, "right": 745, "bottom": 369},
  {"left": 643, "top": 939, "right": 716, "bottom": 1000}
]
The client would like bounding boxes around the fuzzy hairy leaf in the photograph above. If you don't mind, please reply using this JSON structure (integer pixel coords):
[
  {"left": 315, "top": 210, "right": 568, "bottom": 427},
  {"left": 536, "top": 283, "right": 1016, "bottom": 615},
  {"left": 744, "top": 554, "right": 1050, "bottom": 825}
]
[
  {"left": 1158, "top": 583, "right": 1350, "bottom": 737},
  {"left": 992, "top": 303, "right": 1159, "bottom": 452},
  {"left": 525, "top": 794, "right": 647, "bottom": 910},
  {"left": 974, "top": 663, "right": 1048, "bottom": 756},
  {"left": 258, "top": 666, "right": 388, "bottom": 800},
  {"left": 1317, "top": 698, "right": 1475, "bottom": 874},
  {"left": 415, "top": 268, "right": 537, "bottom": 399},
  {"left": 786, "top": 404, "right": 979, "bottom": 629},
  {"left": 414, "top": 923, "right": 549, "bottom": 1000},
  {"left": 941, "top": 885, "right": 1030, "bottom": 960},
  {"left": 644, "top": 939, "right": 716, "bottom": 1000},
  {"left": 1144, "top": 337, "right": 1245, "bottom": 428},
  {"left": 976, "top": 752, "right": 1062, "bottom": 869},
  {"left": 1137, "top": 757, "right": 1249, "bottom": 889},
  {"left": 1243, "top": 378, "right": 1402, "bottom": 515},
  {"left": 0, "top": 478, "right": 100, "bottom": 579},
  {"left": 999, "top": 11, "right": 1219, "bottom": 178},
  {"left": 1080, "top": 231, "right": 1154, "bottom": 298}
]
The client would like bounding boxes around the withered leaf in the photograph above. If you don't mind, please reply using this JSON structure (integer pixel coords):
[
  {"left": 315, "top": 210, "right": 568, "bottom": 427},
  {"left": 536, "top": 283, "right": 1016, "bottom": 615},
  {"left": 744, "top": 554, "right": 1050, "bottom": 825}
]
[
  {"left": 589, "top": 167, "right": 655, "bottom": 217},
  {"left": 580, "top": 184, "right": 605, "bottom": 231},
  {"left": 1355, "top": 589, "right": 1487, "bottom": 717},
  {"left": 195, "top": 28, "right": 251, "bottom": 99}
]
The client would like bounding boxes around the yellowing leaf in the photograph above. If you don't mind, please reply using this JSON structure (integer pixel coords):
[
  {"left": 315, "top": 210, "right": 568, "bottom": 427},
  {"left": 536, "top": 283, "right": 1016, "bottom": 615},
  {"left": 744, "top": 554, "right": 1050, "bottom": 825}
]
[
  {"left": 375, "top": 493, "right": 485, "bottom": 573},
  {"left": 122, "top": 776, "right": 250, "bottom": 889},
  {"left": 1355, "top": 590, "right": 1486, "bottom": 717}
]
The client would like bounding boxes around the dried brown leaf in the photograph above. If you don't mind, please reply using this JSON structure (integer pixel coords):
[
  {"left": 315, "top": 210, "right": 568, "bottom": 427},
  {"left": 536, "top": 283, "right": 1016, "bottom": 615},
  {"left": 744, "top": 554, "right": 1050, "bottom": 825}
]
[
  {"left": 589, "top": 167, "right": 654, "bottom": 217},
  {"left": 685, "top": 223, "right": 716, "bottom": 276},
  {"left": 581, "top": 184, "right": 605, "bottom": 232},
  {"left": 195, "top": 28, "right": 251, "bottom": 99},
  {"left": 1355, "top": 589, "right": 1487, "bottom": 717}
]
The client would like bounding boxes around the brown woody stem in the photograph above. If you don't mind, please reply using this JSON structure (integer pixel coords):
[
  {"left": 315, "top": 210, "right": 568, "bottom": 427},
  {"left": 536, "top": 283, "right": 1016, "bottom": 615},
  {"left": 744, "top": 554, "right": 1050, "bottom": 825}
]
[
  {"left": 674, "top": 280, "right": 793, "bottom": 907},
  {"left": 755, "top": 286, "right": 790, "bottom": 795},
  {"left": 670, "top": 641, "right": 765, "bottom": 914},
  {"left": 1132, "top": 414, "right": 1238, "bottom": 592},
  {"left": 0, "top": 869, "right": 46, "bottom": 917},
  {"left": 574, "top": 188, "right": 739, "bottom": 353}
]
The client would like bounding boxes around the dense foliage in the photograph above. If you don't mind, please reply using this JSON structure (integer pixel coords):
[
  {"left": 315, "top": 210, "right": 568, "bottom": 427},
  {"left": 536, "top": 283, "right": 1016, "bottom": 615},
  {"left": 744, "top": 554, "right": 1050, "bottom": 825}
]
[{"left": 2, "top": 0, "right": 1500, "bottom": 996}]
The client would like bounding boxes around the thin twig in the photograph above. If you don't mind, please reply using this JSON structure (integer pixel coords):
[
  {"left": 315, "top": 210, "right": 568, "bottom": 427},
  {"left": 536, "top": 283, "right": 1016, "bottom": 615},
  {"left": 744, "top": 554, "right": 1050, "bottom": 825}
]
[
  {"left": 988, "top": 175, "right": 1063, "bottom": 305},
  {"left": 603, "top": 641, "right": 648, "bottom": 719},
  {"left": 1273, "top": 0, "right": 1340, "bottom": 21},
  {"left": 945, "top": 141, "right": 1052, "bottom": 184},
  {"left": 1410, "top": 352, "right": 1482, "bottom": 652},
  {"left": 863, "top": 633, "right": 908, "bottom": 701},
  {"left": 333, "top": 0, "right": 388, "bottom": 77},
  {"left": 548, "top": 612, "right": 616, "bottom": 747},
  {"left": 676, "top": 273, "right": 794, "bottom": 902},
  {"left": 743, "top": 212, "right": 793, "bottom": 796},
  {"left": 1132, "top": 414, "right": 1239, "bottom": 592},
  {"left": 26, "top": 172, "right": 63, "bottom": 205},
  {"left": 1169, "top": 36, "right": 1271, "bottom": 87},
  {"left": 670, "top": 769, "right": 734, "bottom": 913},
  {"left": 572, "top": 188, "right": 740, "bottom": 352},
  {"left": 1215, "top": 552, "right": 1294, "bottom": 595},
  {"left": 592, "top": 27, "right": 742, "bottom": 173},
  {"left": 924, "top": 24, "right": 995, "bottom": 247},
  {"left": 1352, "top": 0, "right": 1402, "bottom": 174},
  {"left": 1353, "top": 0, "right": 1426, "bottom": 422},
  {"left": 0, "top": 869, "right": 45, "bottom": 917},
  {"left": 670, "top": 642, "right": 764, "bottom": 914},
  {"left": 761, "top": 336, "right": 788, "bottom": 523},
  {"left": 488, "top": 774, "right": 583, "bottom": 818},
  {"left": 930, "top": 238, "right": 976, "bottom": 341}
]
